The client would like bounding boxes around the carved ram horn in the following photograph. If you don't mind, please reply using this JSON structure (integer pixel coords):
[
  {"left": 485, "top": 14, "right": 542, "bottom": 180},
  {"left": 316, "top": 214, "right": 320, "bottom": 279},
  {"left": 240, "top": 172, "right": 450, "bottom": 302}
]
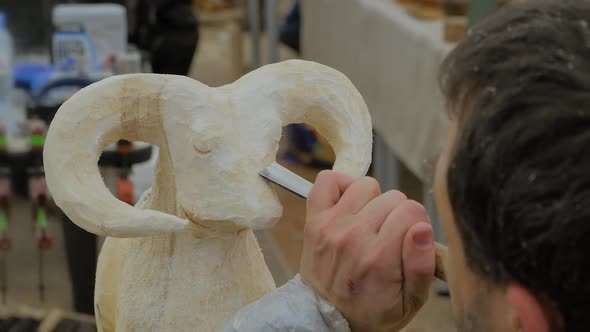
[
  {"left": 44, "top": 74, "right": 192, "bottom": 237},
  {"left": 236, "top": 60, "right": 373, "bottom": 178}
]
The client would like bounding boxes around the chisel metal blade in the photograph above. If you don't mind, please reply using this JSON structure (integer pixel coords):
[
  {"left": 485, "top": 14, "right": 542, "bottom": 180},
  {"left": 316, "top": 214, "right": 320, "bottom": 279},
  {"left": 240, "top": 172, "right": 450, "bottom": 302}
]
[{"left": 259, "top": 162, "right": 313, "bottom": 199}]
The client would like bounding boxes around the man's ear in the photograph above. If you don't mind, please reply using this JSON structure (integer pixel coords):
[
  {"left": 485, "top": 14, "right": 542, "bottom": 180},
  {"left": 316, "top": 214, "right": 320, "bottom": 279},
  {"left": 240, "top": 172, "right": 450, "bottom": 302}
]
[{"left": 506, "top": 283, "right": 557, "bottom": 332}]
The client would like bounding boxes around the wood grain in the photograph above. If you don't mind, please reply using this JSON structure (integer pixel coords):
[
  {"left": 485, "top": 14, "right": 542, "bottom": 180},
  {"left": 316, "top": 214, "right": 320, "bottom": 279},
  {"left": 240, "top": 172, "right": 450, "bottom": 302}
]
[{"left": 434, "top": 242, "right": 447, "bottom": 282}]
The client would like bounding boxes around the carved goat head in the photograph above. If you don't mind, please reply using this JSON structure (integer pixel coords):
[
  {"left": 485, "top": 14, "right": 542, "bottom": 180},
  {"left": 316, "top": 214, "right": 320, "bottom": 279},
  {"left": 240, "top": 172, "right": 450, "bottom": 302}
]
[{"left": 43, "top": 60, "right": 373, "bottom": 238}]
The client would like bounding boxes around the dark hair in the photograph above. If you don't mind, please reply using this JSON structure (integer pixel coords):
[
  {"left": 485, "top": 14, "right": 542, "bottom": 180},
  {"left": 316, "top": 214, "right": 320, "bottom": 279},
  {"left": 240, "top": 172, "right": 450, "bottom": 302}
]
[{"left": 440, "top": 0, "right": 590, "bottom": 330}]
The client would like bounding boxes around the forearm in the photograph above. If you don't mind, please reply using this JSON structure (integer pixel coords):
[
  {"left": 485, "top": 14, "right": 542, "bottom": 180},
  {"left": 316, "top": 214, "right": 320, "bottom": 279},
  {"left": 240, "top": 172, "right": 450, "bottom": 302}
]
[{"left": 220, "top": 274, "right": 350, "bottom": 332}]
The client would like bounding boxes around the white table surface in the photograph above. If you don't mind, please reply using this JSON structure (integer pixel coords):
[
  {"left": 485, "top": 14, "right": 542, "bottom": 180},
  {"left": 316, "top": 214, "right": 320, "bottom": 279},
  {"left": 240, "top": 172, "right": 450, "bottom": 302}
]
[{"left": 302, "top": 0, "right": 455, "bottom": 180}]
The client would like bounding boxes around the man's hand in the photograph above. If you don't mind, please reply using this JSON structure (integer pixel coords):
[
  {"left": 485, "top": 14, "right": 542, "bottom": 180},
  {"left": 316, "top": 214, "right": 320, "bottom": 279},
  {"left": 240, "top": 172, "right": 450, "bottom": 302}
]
[{"left": 300, "top": 171, "right": 435, "bottom": 332}]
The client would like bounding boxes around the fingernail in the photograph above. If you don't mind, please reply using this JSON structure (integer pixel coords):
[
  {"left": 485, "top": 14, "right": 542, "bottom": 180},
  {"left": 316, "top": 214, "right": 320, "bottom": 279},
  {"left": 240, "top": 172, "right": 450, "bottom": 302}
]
[{"left": 413, "top": 230, "right": 433, "bottom": 250}]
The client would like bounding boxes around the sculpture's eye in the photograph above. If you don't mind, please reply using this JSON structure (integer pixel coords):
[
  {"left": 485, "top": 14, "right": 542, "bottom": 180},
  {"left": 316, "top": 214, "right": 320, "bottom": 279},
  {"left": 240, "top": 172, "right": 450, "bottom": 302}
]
[
  {"left": 193, "top": 140, "right": 216, "bottom": 156},
  {"left": 193, "top": 145, "right": 213, "bottom": 155}
]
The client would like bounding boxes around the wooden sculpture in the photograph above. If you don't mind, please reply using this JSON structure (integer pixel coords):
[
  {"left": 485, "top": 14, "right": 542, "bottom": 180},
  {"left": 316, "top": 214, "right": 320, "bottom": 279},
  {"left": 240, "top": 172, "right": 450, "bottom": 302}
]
[{"left": 43, "top": 60, "right": 373, "bottom": 331}]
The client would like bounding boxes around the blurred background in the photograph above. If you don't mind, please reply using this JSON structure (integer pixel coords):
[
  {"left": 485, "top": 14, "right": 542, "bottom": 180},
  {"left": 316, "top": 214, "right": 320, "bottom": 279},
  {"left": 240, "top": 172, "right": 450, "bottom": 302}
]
[{"left": 0, "top": 0, "right": 516, "bottom": 331}]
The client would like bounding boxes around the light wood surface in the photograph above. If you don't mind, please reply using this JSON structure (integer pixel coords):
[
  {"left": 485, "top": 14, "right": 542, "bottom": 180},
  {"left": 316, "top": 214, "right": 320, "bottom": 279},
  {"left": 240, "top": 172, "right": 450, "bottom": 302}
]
[{"left": 444, "top": 16, "right": 467, "bottom": 42}]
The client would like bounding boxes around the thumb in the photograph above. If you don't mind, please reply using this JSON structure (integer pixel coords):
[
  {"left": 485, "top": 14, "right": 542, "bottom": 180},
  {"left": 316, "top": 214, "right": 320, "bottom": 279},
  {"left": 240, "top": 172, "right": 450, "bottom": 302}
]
[{"left": 402, "top": 221, "right": 435, "bottom": 311}]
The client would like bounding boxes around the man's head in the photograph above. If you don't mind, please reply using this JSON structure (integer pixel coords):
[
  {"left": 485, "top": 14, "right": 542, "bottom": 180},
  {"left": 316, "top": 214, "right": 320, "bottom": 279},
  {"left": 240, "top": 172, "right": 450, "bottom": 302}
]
[{"left": 433, "top": 1, "right": 590, "bottom": 331}]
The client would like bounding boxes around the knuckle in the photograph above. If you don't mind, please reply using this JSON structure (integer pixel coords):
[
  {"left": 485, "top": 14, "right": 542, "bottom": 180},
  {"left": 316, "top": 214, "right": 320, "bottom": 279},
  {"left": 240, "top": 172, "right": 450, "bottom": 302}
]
[
  {"left": 303, "top": 222, "right": 315, "bottom": 239},
  {"left": 331, "top": 236, "right": 349, "bottom": 254},
  {"left": 400, "top": 200, "right": 429, "bottom": 220},
  {"left": 361, "top": 176, "right": 381, "bottom": 195},
  {"left": 331, "top": 229, "right": 356, "bottom": 254},
  {"left": 304, "top": 217, "right": 333, "bottom": 243},
  {"left": 316, "top": 170, "right": 335, "bottom": 182},
  {"left": 359, "top": 252, "right": 386, "bottom": 273},
  {"left": 384, "top": 189, "right": 407, "bottom": 201},
  {"left": 315, "top": 221, "right": 333, "bottom": 243},
  {"left": 359, "top": 245, "right": 402, "bottom": 278}
]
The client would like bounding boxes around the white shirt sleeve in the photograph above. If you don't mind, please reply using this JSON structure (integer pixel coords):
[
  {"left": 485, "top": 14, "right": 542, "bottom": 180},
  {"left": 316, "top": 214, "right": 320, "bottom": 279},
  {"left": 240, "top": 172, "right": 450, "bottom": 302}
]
[{"left": 219, "top": 274, "right": 351, "bottom": 332}]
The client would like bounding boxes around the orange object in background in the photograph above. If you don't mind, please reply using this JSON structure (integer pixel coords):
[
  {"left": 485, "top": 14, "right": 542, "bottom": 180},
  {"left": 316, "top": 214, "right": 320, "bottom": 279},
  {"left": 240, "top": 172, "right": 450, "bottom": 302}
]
[
  {"left": 401, "top": 0, "right": 444, "bottom": 20},
  {"left": 116, "top": 144, "right": 133, "bottom": 155},
  {"left": 117, "top": 177, "right": 134, "bottom": 205},
  {"left": 0, "top": 236, "right": 11, "bottom": 251},
  {"left": 36, "top": 230, "right": 52, "bottom": 250}
]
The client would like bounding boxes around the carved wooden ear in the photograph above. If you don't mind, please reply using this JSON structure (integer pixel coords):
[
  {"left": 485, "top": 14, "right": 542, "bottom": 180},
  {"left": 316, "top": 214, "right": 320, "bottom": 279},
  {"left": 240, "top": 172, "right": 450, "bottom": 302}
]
[
  {"left": 240, "top": 60, "right": 373, "bottom": 178},
  {"left": 44, "top": 75, "right": 189, "bottom": 237}
]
